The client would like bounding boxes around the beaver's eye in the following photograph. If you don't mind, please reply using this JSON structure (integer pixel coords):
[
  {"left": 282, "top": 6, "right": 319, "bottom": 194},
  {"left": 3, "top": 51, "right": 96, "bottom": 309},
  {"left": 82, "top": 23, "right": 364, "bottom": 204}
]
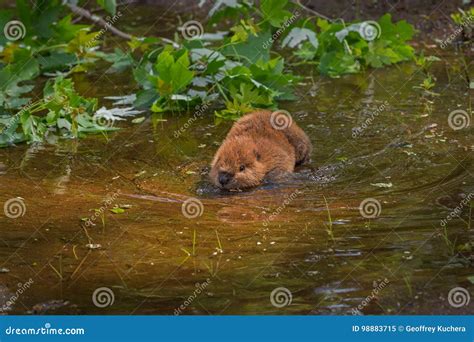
[{"left": 239, "top": 165, "right": 245, "bottom": 172}]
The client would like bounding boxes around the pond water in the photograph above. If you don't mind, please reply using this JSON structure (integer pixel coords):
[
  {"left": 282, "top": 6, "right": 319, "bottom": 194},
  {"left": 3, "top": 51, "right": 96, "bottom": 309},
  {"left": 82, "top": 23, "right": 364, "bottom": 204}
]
[{"left": 0, "top": 4, "right": 473, "bottom": 315}]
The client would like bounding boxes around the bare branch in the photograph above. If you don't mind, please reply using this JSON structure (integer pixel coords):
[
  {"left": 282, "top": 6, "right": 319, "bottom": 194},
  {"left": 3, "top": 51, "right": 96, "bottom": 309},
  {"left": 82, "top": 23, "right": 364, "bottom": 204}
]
[
  {"left": 66, "top": 3, "right": 179, "bottom": 47},
  {"left": 66, "top": 3, "right": 132, "bottom": 40}
]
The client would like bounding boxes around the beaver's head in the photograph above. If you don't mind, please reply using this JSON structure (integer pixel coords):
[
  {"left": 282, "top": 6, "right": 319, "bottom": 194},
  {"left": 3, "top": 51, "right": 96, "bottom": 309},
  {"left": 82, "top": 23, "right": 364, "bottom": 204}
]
[{"left": 210, "top": 136, "right": 266, "bottom": 190}]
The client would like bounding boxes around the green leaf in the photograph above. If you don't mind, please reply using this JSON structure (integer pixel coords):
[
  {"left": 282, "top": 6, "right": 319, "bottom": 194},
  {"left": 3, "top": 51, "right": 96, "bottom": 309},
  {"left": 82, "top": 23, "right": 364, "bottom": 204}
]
[
  {"left": 20, "top": 110, "right": 47, "bottom": 143},
  {"left": 293, "top": 41, "right": 318, "bottom": 60},
  {"left": 154, "top": 49, "right": 194, "bottom": 96},
  {"left": 0, "top": 10, "right": 13, "bottom": 46},
  {"left": 215, "top": 98, "right": 254, "bottom": 120},
  {"left": 230, "top": 24, "right": 249, "bottom": 43},
  {"left": 222, "top": 31, "right": 271, "bottom": 64},
  {"left": 34, "top": 5, "right": 61, "bottom": 39},
  {"left": 38, "top": 52, "right": 78, "bottom": 72},
  {"left": 155, "top": 50, "right": 174, "bottom": 84},
  {"left": 131, "top": 116, "right": 145, "bottom": 124},
  {"left": 316, "top": 18, "right": 331, "bottom": 32},
  {"left": 171, "top": 52, "right": 194, "bottom": 92},
  {"left": 134, "top": 89, "right": 159, "bottom": 109},
  {"left": 378, "top": 13, "right": 414, "bottom": 43},
  {"left": 229, "top": 83, "right": 272, "bottom": 106},
  {"left": 96, "top": 48, "right": 134, "bottom": 72},
  {"left": 110, "top": 206, "right": 125, "bottom": 214},
  {"left": 319, "top": 51, "right": 361, "bottom": 77},
  {"left": 97, "top": 0, "right": 117, "bottom": 15},
  {"left": 249, "top": 57, "right": 298, "bottom": 100},
  {"left": 260, "top": 0, "right": 292, "bottom": 27},
  {"left": 67, "top": 29, "right": 102, "bottom": 54},
  {"left": 54, "top": 15, "right": 89, "bottom": 42},
  {"left": 0, "top": 55, "right": 39, "bottom": 109}
]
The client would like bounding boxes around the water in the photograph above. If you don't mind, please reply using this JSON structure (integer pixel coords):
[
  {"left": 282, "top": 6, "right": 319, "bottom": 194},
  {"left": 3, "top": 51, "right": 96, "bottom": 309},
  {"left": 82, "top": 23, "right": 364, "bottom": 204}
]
[{"left": 0, "top": 5, "right": 473, "bottom": 315}]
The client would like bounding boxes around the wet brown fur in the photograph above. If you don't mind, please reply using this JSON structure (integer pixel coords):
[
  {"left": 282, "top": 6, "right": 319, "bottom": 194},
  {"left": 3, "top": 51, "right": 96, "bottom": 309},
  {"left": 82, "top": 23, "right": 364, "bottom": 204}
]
[{"left": 210, "top": 110, "right": 312, "bottom": 190}]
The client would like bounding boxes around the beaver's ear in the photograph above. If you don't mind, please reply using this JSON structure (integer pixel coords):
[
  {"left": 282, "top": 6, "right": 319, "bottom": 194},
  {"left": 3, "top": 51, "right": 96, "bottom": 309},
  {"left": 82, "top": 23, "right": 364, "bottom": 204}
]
[{"left": 254, "top": 149, "right": 261, "bottom": 161}]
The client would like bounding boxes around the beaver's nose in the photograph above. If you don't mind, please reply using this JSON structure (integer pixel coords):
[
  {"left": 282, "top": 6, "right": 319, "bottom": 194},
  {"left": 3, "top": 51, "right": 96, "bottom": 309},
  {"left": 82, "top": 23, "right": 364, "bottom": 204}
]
[{"left": 218, "top": 172, "right": 232, "bottom": 186}]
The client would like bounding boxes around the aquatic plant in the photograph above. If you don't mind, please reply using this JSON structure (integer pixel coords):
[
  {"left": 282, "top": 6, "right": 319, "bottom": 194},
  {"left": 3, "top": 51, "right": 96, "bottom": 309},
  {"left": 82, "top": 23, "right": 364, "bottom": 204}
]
[{"left": 0, "top": 0, "right": 422, "bottom": 146}]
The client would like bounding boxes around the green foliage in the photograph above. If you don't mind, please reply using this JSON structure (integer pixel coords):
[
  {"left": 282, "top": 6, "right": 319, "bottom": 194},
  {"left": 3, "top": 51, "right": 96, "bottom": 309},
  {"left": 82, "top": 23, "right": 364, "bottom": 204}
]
[
  {"left": 287, "top": 14, "right": 415, "bottom": 77},
  {"left": 413, "top": 52, "right": 440, "bottom": 97},
  {"left": 260, "top": 0, "right": 292, "bottom": 27},
  {"left": 155, "top": 49, "right": 194, "bottom": 97},
  {"left": 0, "top": 78, "right": 113, "bottom": 147},
  {"left": 0, "top": 0, "right": 422, "bottom": 147},
  {"left": 96, "top": 0, "right": 117, "bottom": 16},
  {"left": 450, "top": 7, "right": 474, "bottom": 26},
  {"left": 0, "top": 51, "right": 40, "bottom": 110},
  {"left": 414, "top": 52, "right": 441, "bottom": 72},
  {"left": 131, "top": 26, "right": 298, "bottom": 117},
  {"left": 0, "top": 0, "right": 105, "bottom": 111}
]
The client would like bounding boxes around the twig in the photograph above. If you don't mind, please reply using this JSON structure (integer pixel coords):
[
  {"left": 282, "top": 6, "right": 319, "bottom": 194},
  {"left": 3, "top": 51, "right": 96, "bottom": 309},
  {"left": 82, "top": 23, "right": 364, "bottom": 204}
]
[
  {"left": 66, "top": 3, "right": 132, "bottom": 40},
  {"left": 82, "top": 225, "right": 93, "bottom": 244},
  {"left": 295, "top": 0, "right": 332, "bottom": 21},
  {"left": 70, "top": 251, "right": 91, "bottom": 280},
  {"left": 71, "top": 1, "right": 139, "bottom": 24},
  {"left": 66, "top": 3, "right": 179, "bottom": 47}
]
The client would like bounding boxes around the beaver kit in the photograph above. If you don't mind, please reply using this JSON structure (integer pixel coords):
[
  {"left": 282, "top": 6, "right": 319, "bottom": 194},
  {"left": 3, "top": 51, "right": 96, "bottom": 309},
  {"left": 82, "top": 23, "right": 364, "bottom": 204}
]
[{"left": 210, "top": 110, "right": 312, "bottom": 190}]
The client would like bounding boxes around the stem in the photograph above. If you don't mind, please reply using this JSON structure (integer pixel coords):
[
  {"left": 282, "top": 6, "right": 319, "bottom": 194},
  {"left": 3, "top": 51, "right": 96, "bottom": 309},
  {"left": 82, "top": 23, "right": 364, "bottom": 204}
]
[
  {"left": 66, "top": 3, "right": 179, "bottom": 47},
  {"left": 322, "top": 195, "right": 334, "bottom": 241},
  {"left": 36, "top": 44, "right": 68, "bottom": 53},
  {"left": 66, "top": 3, "right": 132, "bottom": 40},
  {"left": 215, "top": 81, "right": 230, "bottom": 103}
]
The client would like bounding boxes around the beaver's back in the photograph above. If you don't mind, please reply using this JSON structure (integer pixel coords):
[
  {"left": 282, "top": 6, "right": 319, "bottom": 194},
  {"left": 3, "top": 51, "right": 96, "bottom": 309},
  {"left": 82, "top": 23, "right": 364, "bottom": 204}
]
[
  {"left": 226, "top": 110, "right": 285, "bottom": 142},
  {"left": 226, "top": 110, "right": 312, "bottom": 165}
]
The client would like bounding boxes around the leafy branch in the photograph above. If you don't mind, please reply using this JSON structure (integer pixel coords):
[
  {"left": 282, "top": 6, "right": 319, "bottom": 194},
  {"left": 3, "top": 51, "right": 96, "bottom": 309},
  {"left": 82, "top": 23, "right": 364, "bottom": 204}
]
[{"left": 0, "top": 0, "right": 424, "bottom": 147}]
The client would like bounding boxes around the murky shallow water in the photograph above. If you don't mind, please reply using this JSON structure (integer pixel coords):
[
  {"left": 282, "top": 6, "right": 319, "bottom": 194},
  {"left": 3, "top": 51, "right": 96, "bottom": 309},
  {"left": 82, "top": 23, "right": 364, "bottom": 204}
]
[{"left": 0, "top": 5, "right": 473, "bottom": 315}]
